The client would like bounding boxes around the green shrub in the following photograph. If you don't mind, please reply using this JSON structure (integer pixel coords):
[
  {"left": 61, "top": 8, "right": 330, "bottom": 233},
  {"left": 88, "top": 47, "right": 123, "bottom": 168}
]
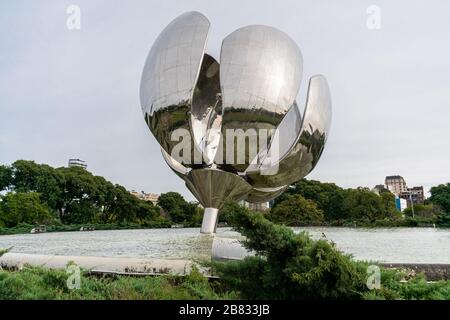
[
  {"left": 215, "top": 208, "right": 368, "bottom": 299},
  {"left": 0, "top": 265, "right": 228, "bottom": 300},
  {"left": 436, "top": 212, "right": 450, "bottom": 227},
  {"left": 214, "top": 208, "right": 450, "bottom": 300}
]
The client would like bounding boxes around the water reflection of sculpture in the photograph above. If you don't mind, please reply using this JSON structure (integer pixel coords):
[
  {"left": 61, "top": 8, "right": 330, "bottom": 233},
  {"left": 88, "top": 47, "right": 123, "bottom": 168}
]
[{"left": 139, "top": 12, "right": 332, "bottom": 234}]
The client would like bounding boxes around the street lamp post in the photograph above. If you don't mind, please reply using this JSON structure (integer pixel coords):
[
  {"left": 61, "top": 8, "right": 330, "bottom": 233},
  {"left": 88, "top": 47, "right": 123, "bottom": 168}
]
[{"left": 408, "top": 191, "right": 415, "bottom": 218}]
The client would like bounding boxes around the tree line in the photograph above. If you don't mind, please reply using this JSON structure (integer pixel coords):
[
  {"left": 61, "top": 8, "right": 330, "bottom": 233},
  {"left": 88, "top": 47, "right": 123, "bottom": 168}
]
[
  {"left": 0, "top": 160, "right": 200, "bottom": 229},
  {"left": 265, "top": 179, "right": 450, "bottom": 227},
  {"left": 1, "top": 160, "right": 449, "bottom": 230}
]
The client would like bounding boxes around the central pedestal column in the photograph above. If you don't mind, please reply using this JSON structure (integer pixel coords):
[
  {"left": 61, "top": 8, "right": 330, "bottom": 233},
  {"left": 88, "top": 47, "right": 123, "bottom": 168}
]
[{"left": 201, "top": 208, "right": 219, "bottom": 234}]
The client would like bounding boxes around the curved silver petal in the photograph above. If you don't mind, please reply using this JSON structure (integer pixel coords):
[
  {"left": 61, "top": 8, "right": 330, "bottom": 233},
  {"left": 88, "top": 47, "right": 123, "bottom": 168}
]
[
  {"left": 190, "top": 53, "right": 222, "bottom": 165},
  {"left": 219, "top": 25, "right": 303, "bottom": 172},
  {"left": 246, "top": 75, "right": 331, "bottom": 188},
  {"left": 140, "top": 12, "right": 210, "bottom": 158},
  {"left": 245, "top": 186, "right": 288, "bottom": 203},
  {"left": 161, "top": 148, "right": 190, "bottom": 179},
  {"left": 184, "top": 169, "right": 252, "bottom": 208},
  {"left": 246, "top": 101, "right": 302, "bottom": 172}
]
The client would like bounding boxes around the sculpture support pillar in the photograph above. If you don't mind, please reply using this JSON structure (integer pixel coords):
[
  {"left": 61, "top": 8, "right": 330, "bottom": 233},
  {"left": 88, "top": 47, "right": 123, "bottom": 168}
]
[{"left": 201, "top": 208, "right": 219, "bottom": 234}]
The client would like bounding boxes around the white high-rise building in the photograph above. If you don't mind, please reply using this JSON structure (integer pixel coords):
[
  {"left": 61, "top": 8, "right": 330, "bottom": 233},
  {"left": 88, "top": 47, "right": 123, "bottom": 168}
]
[{"left": 385, "top": 175, "right": 407, "bottom": 196}]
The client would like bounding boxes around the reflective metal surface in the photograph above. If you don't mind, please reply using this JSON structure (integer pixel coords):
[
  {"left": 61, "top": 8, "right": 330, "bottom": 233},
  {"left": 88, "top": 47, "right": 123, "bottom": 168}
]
[
  {"left": 245, "top": 186, "right": 288, "bottom": 203},
  {"left": 140, "top": 12, "right": 331, "bottom": 233},
  {"left": 246, "top": 75, "right": 332, "bottom": 188},
  {"left": 201, "top": 208, "right": 219, "bottom": 234},
  {"left": 140, "top": 12, "right": 210, "bottom": 157},
  {"left": 246, "top": 101, "right": 302, "bottom": 173},
  {"left": 219, "top": 25, "right": 303, "bottom": 172},
  {"left": 161, "top": 148, "right": 190, "bottom": 179},
  {"left": 184, "top": 169, "right": 252, "bottom": 209},
  {"left": 191, "top": 54, "right": 222, "bottom": 165}
]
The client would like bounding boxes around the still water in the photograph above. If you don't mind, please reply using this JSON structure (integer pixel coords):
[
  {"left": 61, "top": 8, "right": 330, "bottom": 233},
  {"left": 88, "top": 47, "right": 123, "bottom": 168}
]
[{"left": 0, "top": 227, "right": 449, "bottom": 264}]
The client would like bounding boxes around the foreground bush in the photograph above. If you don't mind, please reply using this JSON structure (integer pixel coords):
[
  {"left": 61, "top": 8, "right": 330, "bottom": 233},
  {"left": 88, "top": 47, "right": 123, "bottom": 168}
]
[
  {"left": 363, "top": 268, "right": 450, "bottom": 300},
  {"left": 215, "top": 208, "right": 368, "bottom": 299},
  {"left": 215, "top": 208, "right": 450, "bottom": 300},
  {"left": 0, "top": 265, "right": 235, "bottom": 300}
]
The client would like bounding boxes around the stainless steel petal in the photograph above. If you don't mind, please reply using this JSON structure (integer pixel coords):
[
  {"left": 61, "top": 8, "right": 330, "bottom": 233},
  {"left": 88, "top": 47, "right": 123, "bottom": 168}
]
[
  {"left": 190, "top": 54, "right": 222, "bottom": 165},
  {"left": 161, "top": 148, "right": 190, "bottom": 179},
  {"left": 245, "top": 186, "right": 288, "bottom": 203},
  {"left": 140, "top": 12, "right": 210, "bottom": 159},
  {"left": 246, "top": 101, "right": 302, "bottom": 172},
  {"left": 184, "top": 169, "right": 252, "bottom": 208},
  {"left": 246, "top": 75, "right": 331, "bottom": 188},
  {"left": 219, "top": 25, "right": 303, "bottom": 172}
]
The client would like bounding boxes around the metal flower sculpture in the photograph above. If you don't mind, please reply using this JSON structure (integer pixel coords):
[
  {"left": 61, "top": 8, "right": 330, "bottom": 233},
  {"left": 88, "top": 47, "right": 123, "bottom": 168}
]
[{"left": 140, "top": 12, "right": 332, "bottom": 233}]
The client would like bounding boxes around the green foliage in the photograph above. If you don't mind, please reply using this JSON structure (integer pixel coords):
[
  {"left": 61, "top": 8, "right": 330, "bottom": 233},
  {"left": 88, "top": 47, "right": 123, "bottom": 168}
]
[
  {"left": 218, "top": 199, "right": 246, "bottom": 224},
  {"left": 0, "top": 165, "right": 12, "bottom": 192},
  {"left": 436, "top": 212, "right": 450, "bottom": 227},
  {"left": 272, "top": 180, "right": 399, "bottom": 224},
  {"left": 158, "top": 192, "right": 198, "bottom": 224},
  {"left": 0, "top": 247, "right": 11, "bottom": 257},
  {"left": 1, "top": 159, "right": 448, "bottom": 231},
  {"left": 379, "top": 192, "right": 398, "bottom": 216},
  {"left": 216, "top": 209, "right": 450, "bottom": 300},
  {"left": 180, "top": 265, "right": 237, "bottom": 299},
  {"left": 429, "top": 183, "right": 450, "bottom": 213},
  {"left": 403, "top": 203, "right": 443, "bottom": 219},
  {"left": 0, "top": 160, "right": 169, "bottom": 228},
  {"left": 0, "top": 192, "right": 52, "bottom": 228},
  {"left": 0, "top": 266, "right": 233, "bottom": 300},
  {"left": 273, "top": 179, "right": 345, "bottom": 221},
  {"left": 267, "top": 194, "right": 324, "bottom": 226},
  {"left": 186, "top": 206, "right": 205, "bottom": 227},
  {"left": 342, "top": 188, "right": 397, "bottom": 221},
  {"left": 2, "top": 211, "right": 450, "bottom": 300},
  {"left": 216, "top": 208, "right": 368, "bottom": 299},
  {"left": 363, "top": 269, "right": 450, "bottom": 300},
  {"left": 11, "top": 160, "right": 64, "bottom": 211},
  {"left": 0, "top": 223, "right": 36, "bottom": 235},
  {"left": 0, "top": 221, "right": 171, "bottom": 236}
]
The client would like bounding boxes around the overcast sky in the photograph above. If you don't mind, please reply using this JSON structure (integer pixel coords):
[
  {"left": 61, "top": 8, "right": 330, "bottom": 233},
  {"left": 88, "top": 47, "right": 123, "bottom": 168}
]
[{"left": 1, "top": 0, "right": 449, "bottom": 200}]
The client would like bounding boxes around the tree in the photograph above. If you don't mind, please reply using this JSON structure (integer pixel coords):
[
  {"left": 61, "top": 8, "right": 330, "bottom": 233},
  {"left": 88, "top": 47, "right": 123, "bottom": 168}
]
[
  {"left": 11, "top": 160, "right": 63, "bottom": 212},
  {"left": 0, "top": 192, "right": 51, "bottom": 227},
  {"left": 403, "top": 204, "right": 443, "bottom": 219},
  {"left": 341, "top": 188, "right": 386, "bottom": 221},
  {"left": 267, "top": 194, "right": 324, "bottom": 226},
  {"left": 218, "top": 199, "right": 246, "bottom": 223},
  {"left": 158, "top": 192, "right": 197, "bottom": 223},
  {"left": 55, "top": 166, "right": 104, "bottom": 223},
  {"left": 105, "top": 185, "right": 162, "bottom": 224},
  {"left": 0, "top": 165, "right": 12, "bottom": 192},
  {"left": 379, "top": 191, "right": 399, "bottom": 218},
  {"left": 188, "top": 206, "right": 205, "bottom": 227},
  {"left": 436, "top": 212, "right": 450, "bottom": 227},
  {"left": 273, "top": 179, "right": 346, "bottom": 221},
  {"left": 1, "top": 160, "right": 167, "bottom": 226},
  {"left": 429, "top": 183, "right": 450, "bottom": 213}
]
